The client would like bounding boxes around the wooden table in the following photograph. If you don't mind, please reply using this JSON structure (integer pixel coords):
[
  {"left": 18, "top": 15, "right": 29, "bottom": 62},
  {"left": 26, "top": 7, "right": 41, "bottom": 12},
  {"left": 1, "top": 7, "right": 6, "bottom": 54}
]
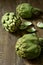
[{"left": 0, "top": 0, "right": 43, "bottom": 65}]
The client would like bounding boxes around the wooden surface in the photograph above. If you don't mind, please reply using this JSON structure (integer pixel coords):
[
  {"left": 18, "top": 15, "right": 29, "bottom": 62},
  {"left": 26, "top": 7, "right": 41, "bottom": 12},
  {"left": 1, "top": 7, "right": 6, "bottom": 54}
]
[{"left": 0, "top": 0, "right": 43, "bottom": 65}]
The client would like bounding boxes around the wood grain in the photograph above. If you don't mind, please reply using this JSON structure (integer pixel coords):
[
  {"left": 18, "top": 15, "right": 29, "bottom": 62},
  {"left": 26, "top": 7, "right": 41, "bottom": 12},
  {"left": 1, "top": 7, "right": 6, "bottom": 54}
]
[{"left": 0, "top": 0, "right": 43, "bottom": 65}]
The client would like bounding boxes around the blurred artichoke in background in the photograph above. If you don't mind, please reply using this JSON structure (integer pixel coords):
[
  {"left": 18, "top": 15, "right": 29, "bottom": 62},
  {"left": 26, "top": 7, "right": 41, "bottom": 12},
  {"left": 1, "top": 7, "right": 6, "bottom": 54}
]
[
  {"left": 2, "top": 12, "right": 21, "bottom": 32},
  {"left": 15, "top": 34, "right": 41, "bottom": 59},
  {"left": 16, "top": 3, "right": 41, "bottom": 18}
]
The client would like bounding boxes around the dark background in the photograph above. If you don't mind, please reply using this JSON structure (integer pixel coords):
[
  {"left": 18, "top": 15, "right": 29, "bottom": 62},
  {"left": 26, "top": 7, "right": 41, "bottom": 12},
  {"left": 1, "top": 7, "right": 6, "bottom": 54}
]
[{"left": 0, "top": 0, "right": 43, "bottom": 65}]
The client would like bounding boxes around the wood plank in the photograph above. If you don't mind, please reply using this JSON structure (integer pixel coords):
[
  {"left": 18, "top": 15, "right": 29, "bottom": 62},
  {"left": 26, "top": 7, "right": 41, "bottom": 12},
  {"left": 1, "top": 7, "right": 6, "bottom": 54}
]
[{"left": 0, "top": 0, "right": 43, "bottom": 65}]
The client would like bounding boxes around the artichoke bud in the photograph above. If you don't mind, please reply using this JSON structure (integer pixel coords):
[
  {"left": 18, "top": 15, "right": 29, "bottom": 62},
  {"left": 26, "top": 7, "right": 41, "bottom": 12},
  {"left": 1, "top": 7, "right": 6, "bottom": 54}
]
[
  {"left": 1, "top": 12, "right": 21, "bottom": 32},
  {"left": 16, "top": 3, "right": 33, "bottom": 18},
  {"left": 15, "top": 34, "right": 41, "bottom": 59}
]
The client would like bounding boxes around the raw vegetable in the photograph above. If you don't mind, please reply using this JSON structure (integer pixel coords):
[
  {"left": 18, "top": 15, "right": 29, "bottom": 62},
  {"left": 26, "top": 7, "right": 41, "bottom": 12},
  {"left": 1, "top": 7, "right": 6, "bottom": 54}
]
[
  {"left": 2, "top": 12, "right": 21, "bottom": 32},
  {"left": 16, "top": 3, "right": 41, "bottom": 18},
  {"left": 15, "top": 34, "right": 41, "bottom": 59}
]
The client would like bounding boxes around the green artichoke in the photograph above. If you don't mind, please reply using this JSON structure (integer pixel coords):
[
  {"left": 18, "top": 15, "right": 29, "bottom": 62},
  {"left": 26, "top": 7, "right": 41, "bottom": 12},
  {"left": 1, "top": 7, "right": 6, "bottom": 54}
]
[
  {"left": 16, "top": 3, "right": 41, "bottom": 18},
  {"left": 16, "top": 3, "right": 33, "bottom": 18},
  {"left": 15, "top": 34, "right": 41, "bottom": 59},
  {"left": 2, "top": 12, "right": 21, "bottom": 32}
]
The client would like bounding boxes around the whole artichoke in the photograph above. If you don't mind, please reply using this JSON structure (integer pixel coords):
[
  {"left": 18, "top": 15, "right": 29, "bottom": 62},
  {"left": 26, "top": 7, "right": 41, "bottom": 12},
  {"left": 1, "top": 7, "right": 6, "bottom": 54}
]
[
  {"left": 16, "top": 3, "right": 33, "bottom": 18},
  {"left": 2, "top": 12, "right": 21, "bottom": 32},
  {"left": 15, "top": 34, "right": 41, "bottom": 59},
  {"left": 16, "top": 3, "right": 41, "bottom": 18}
]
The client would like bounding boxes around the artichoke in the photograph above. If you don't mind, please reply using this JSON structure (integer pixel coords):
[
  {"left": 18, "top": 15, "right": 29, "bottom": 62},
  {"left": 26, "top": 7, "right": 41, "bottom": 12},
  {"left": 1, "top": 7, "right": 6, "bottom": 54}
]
[
  {"left": 2, "top": 12, "right": 21, "bottom": 32},
  {"left": 16, "top": 3, "right": 33, "bottom": 18},
  {"left": 15, "top": 34, "right": 41, "bottom": 59},
  {"left": 16, "top": 3, "right": 41, "bottom": 18}
]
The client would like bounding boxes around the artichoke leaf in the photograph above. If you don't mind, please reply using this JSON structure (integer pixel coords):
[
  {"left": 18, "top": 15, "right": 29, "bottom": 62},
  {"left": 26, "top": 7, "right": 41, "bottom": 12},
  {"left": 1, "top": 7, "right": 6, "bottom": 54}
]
[
  {"left": 19, "top": 21, "right": 32, "bottom": 30},
  {"left": 27, "top": 27, "right": 36, "bottom": 33},
  {"left": 37, "top": 22, "right": 43, "bottom": 28}
]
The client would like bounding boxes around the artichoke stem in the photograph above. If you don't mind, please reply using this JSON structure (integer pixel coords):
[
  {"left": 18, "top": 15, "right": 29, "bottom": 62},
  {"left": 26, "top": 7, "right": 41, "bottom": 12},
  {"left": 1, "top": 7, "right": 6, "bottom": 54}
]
[{"left": 32, "top": 8, "right": 43, "bottom": 16}]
